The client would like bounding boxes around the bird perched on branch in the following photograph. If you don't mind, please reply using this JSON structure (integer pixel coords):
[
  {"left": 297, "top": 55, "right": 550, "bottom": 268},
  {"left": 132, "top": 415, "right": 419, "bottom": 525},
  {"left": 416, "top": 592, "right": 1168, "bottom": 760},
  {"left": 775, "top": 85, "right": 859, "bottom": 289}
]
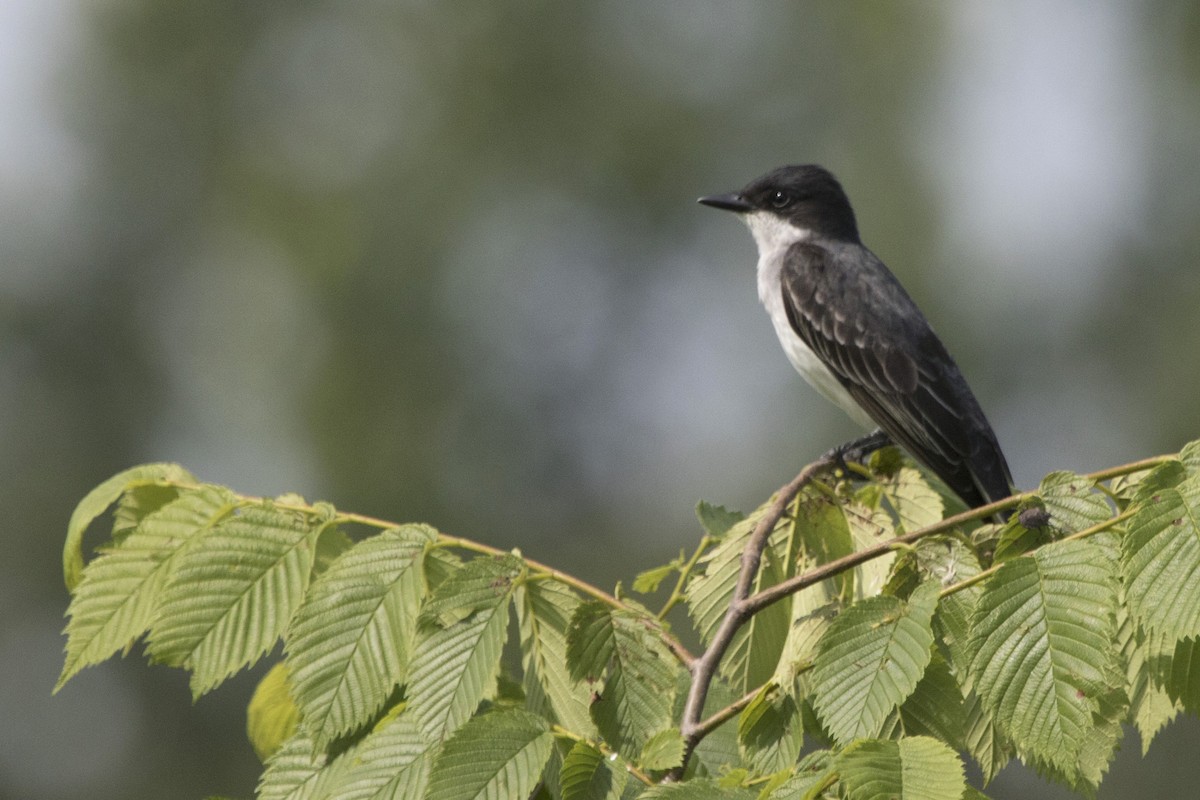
[{"left": 700, "top": 164, "right": 1013, "bottom": 513}]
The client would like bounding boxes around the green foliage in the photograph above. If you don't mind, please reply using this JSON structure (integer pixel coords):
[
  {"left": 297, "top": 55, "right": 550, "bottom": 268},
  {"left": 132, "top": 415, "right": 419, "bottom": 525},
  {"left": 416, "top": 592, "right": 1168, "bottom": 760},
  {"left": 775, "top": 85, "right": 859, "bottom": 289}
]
[
  {"left": 57, "top": 483, "right": 234, "bottom": 691},
  {"left": 835, "top": 736, "right": 965, "bottom": 800},
  {"left": 62, "top": 462, "right": 196, "bottom": 592},
  {"left": 968, "top": 537, "right": 1121, "bottom": 780},
  {"left": 737, "top": 685, "right": 802, "bottom": 773},
  {"left": 811, "top": 581, "right": 938, "bottom": 746},
  {"left": 56, "top": 440, "right": 1200, "bottom": 798},
  {"left": 560, "top": 740, "right": 627, "bottom": 800},
  {"left": 569, "top": 605, "right": 682, "bottom": 758},
  {"left": 425, "top": 709, "right": 554, "bottom": 800},
  {"left": 686, "top": 504, "right": 796, "bottom": 693},
  {"left": 247, "top": 663, "right": 300, "bottom": 761},
  {"left": 285, "top": 525, "right": 433, "bottom": 749},
  {"left": 409, "top": 555, "right": 521, "bottom": 740},
  {"left": 517, "top": 580, "right": 595, "bottom": 735}
]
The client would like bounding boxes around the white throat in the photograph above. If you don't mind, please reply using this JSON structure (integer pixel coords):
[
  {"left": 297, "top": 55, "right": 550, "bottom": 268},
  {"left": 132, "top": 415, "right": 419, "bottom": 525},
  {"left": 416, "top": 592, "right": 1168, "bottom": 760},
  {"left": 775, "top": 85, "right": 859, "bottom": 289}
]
[
  {"left": 738, "top": 210, "right": 875, "bottom": 429},
  {"left": 742, "top": 211, "right": 811, "bottom": 305}
]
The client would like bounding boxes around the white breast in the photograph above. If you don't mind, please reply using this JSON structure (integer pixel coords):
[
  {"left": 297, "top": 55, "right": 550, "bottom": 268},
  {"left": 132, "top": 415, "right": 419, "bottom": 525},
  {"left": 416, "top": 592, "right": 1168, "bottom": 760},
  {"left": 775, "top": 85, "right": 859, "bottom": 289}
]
[{"left": 743, "top": 211, "right": 875, "bottom": 429}]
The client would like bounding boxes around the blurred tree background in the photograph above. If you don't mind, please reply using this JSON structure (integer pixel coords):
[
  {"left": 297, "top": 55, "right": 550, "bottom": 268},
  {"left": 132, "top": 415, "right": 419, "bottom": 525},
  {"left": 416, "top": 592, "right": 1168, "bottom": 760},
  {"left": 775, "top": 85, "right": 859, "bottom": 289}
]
[{"left": 4, "top": 2, "right": 1200, "bottom": 798}]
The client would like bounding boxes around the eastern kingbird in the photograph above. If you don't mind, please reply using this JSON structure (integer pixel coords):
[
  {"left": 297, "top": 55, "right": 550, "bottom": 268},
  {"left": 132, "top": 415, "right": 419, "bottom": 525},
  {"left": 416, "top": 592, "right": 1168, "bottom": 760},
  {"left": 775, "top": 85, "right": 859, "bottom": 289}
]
[{"left": 699, "top": 164, "right": 1013, "bottom": 512}]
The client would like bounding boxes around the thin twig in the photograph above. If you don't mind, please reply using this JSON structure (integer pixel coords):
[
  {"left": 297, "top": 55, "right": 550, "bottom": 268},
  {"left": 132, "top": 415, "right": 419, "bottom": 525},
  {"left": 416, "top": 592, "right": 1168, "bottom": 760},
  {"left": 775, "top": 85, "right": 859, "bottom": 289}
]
[
  {"left": 741, "top": 493, "right": 1017, "bottom": 616},
  {"left": 691, "top": 686, "right": 759, "bottom": 742},
  {"left": 742, "top": 454, "right": 1172, "bottom": 617},
  {"left": 658, "top": 536, "right": 715, "bottom": 620},
  {"left": 345, "top": 514, "right": 698, "bottom": 665}
]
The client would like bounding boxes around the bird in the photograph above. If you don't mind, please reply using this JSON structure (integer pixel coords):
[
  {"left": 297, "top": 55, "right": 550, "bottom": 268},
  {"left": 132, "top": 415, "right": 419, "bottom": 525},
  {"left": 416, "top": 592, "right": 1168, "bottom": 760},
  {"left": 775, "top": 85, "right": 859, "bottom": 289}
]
[{"left": 699, "top": 164, "right": 1013, "bottom": 513}]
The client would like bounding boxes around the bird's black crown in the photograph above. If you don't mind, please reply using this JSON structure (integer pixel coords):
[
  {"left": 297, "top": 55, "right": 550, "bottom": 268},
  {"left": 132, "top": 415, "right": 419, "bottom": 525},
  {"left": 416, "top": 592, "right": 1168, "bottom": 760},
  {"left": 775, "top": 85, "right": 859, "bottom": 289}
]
[
  {"left": 701, "top": 164, "right": 861, "bottom": 243},
  {"left": 740, "top": 164, "right": 860, "bottom": 242}
]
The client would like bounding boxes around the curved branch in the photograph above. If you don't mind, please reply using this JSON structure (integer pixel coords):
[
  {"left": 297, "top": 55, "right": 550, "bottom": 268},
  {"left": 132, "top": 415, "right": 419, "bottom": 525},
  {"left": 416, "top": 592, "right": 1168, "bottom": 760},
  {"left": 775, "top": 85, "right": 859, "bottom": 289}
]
[{"left": 670, "top": 453, "right": 841, "bottom": 780}]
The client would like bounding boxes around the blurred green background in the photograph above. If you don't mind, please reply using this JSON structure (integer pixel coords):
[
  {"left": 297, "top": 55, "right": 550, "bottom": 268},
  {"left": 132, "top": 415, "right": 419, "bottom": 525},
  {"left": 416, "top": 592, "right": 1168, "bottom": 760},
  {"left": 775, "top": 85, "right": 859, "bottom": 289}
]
[{"left": 4, "top": 2, "right": 1200, "bottom": 798}]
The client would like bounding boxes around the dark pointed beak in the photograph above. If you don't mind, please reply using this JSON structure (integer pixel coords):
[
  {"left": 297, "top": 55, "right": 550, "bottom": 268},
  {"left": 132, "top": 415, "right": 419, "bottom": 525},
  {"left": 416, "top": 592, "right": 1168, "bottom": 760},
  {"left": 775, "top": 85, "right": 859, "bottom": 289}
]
[{"left": 698, "top": 192, "right": 753, "bottom": 213}]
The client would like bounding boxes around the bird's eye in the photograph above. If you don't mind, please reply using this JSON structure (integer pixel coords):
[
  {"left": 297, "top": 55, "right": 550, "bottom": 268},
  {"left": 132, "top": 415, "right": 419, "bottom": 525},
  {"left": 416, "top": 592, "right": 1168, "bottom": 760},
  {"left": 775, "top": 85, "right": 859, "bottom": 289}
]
[{"left": 770, "top": 190, "right": 793, "bottom": 209}]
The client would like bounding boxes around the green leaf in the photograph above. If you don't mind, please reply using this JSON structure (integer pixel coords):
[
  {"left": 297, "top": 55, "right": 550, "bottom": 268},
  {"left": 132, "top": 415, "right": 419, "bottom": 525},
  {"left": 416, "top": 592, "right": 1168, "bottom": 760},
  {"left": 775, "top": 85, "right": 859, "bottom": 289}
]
[
  {"left": 834, "top": 736, "right": 965, "bottom": 800},
  {"left": 247, "top": 662, "right": 300, "bottom": 762},
  {"left": 585, "top": 609, "right": 680, "bottom": 756},
  {"left": 285, "top": 525, "right": 434, "bottom": 748},
  {"left": 686, "top": 500, "right": 798, "bottom": 693},
  {"left": 639, "top": 727, "right": 684, "bottom": 771},
  {"left": 968, "top": 538, "right": 1120, "bottom": 774},
  {"left": 887, "top": 535, "right": 981, "bottom": 601},
  {"left": 765, "top": 750, "right": 834, "bottom": 799},
  {"left": 696, "top": 501, "right": 744, "bottom": 539},
  {"left": 1120, "top": 608, "right": 1179, "bottom": 755},
  {"left": 961, "top": 788, "right": 994, "bottom": 800},
  {"left": 311, "top": 524, "right": 355, "bottom": 577},
  {"left": 737, "top": 685, "right": 802, "bottom": 774},
  {"left": 257, "top": 730, "right": 342, "bottom": 800},
  {"left": 425, "top": 709, "right": 553, "bottom": 800},
  {"left": 1164, "top": 636, "right": 1200, "bottom": 713},
  {"left": 56, "top": 485, "right": 235, "bottom": 691},
  {"left": 1038, "top": 472, "right": 1112, "bottom": 532},
  {"left": 1070, "top": 684, "right": 1126, "bottom": 792},
  {"left": 961, "top": 689, "right": 1011, "bottom": 784},
  {"left": 878, "top": 466, "right": 944, "bottom": 532},
  {"left": 320, "top": 710, "right": 432, "bottom": 800},
  {"left": 63, "top": 462, "right": 196, "bottom": 591},
  {"left": 927, "top": 540, "right": 984, "bottom": 684},
  {"left": 636, "top": 778, "right": 756, "bottom": 799},
  {"left": 991, "top": 507, "right": 1057, "bottom": 564},
  {"left": 898, "top": 650, "right": 966, "bottom": 749},
  {"left": 791, "top": 494, "right": 855, "bottom": 604},
  {"left": 1132, "top": 672, "right": 1178, "bottom": 757},
  {"left": 844, "top": 500, "right": 897, "bottom": 599},
  {"left": 773, "top": 604, "right": 835, "bottom": 691},
  {"left": 145, "top": 501, "right": 320, "bottom": 696},
  {"left": 110, "top": 481, "right": 185, "bottom": 543},
  {"left": 1125, "top": 460, "right": 1187, "bottom": 504},
  {"left": 408, "top": 559, "right": 517, "bottom": 741},
  {"left": 560, "top": 740, "right": 627, "bottom": 800},
  {"left": 811, "top": 581, "right": 938, "bottom": 746},
  {"left": 566, "top": 601, "right": 617, "bottom": 684},
  {"left": 1123, "top": 481, "right": 1200, "bottom": 640},
  {"left": 1181, "top": 439, "right": 1200, "bottom": 474},
  {"left": 517, "top": 580, "right": 594, "bottom": 735},
  {"left": 1141, "top": 626, "right": 1200, "bottom": 724},
  {"left": 633, "top": 563, "right": 677, "bottom": 595},
  {"left": 420, "top": 553, "right": 524, "bottom": 627},
  {"left": 424, "top": 546, "right": 466, "bottom": 591}
]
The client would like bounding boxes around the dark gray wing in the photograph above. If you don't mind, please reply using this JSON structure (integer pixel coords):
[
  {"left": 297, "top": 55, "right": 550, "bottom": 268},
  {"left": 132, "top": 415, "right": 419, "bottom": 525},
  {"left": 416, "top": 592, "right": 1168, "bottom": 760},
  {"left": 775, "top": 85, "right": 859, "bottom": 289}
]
[{"left": 780, "top": 241, "right": 1013, "bottom": 510}]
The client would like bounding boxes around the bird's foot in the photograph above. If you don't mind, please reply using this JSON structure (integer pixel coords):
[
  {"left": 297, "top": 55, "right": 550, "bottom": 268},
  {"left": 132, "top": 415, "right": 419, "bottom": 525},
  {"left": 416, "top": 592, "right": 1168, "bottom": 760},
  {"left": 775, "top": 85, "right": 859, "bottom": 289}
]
[{"left": 823, "top": 429, "right": 892, "bottom": 474}]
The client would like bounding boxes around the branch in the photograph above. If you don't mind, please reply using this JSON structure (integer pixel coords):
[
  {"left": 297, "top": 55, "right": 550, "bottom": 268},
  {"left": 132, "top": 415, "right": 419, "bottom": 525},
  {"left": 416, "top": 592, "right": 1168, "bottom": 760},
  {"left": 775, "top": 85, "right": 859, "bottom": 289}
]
[
  {"left": 161, "top": 479, "right": 701, "bottom": 668},
  {"left": 742, "top": 493, "right": 1014, "bottom": 616},
  {"left": 740, "top": 451, "right": 1173, "bottom": 618},
  {"left": 690, "top": 686, "right": 758, "bottom": 744},
  {"left": 432, "top": 528, "right": 696, "bottom": 665},
  {"left": 667, "top": 450, "right": 1175, "bottom": 778},
  {"left": 669, "top": 453, "right": 842, "bottom": 780}
]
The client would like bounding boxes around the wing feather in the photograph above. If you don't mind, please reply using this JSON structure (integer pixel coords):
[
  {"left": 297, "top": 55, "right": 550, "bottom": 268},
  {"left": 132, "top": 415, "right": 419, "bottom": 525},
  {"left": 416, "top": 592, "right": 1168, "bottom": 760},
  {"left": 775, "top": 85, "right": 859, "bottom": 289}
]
[{"left": 780, "top": 241, "right": 1012, "bottom": 509}]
